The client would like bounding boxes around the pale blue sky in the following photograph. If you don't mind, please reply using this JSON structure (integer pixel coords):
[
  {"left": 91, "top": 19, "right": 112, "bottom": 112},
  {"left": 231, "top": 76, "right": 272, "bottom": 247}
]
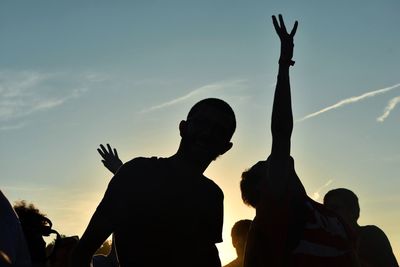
[{"left": 1, "top": 1, "right": 399, "bottom": 263}]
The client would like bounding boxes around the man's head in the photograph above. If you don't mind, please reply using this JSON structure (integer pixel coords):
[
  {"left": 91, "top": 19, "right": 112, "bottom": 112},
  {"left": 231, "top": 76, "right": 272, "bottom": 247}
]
[
  {"left": 323, "top": 188, "right": 360, "bottom": 225},
  {"left": 240, "top": 157, "right": 305, "bottom": 208},
  {"left": 179, "top": 98, "right": 236, "bottom": 161},
  {"left": 231, "top": 219, "right": 252, "bottom": 258}
]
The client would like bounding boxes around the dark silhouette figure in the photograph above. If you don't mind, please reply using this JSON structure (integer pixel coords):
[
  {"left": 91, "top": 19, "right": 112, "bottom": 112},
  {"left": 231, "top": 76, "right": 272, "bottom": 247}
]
[
  {"left": 71, "top": 98, "right": 236, "bottom": 267},
  {"left": 240, "top": 15, "right": 359, "bottom": 267},
  {"left": 0, "top": 190, "right": 31, "bottom": 266},
  {"left": 13, "top": 201, "right": 78, "bottom": 267},
  {"left": 13, "top": 200, "right": 52, "bottom": 267},
  {"left": 324, "top": 188, "right": 399, "bottom": 267},
  {"left": 224, "top": 220, "right": 252, "bottom": 267}
]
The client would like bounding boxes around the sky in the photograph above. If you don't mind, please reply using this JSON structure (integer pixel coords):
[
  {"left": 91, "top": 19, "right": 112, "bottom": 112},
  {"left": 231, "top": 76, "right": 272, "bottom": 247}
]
[{"left": 1, "top": 0, "right": 399, "bottom": 264}]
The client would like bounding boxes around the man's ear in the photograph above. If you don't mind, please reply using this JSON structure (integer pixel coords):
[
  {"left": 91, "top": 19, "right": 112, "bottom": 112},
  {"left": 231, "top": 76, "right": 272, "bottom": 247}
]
[
  {"left": 179, "top": 120, "right": 187, "bottom": 138},
  {"left": 219, "top": 142, "right": 233, "bottom": 156}
]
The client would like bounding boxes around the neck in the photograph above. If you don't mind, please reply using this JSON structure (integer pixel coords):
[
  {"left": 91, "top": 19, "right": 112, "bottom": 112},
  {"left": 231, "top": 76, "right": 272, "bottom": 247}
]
[{"left": 171, "top": 143, "right": 212, "bottom": 175}]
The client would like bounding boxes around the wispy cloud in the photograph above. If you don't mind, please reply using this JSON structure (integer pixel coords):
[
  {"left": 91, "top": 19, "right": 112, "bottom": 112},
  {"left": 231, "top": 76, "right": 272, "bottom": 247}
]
[
  {"left": 1, "top": 185, "right": 48, "bottom": 192},
  {"left": 297, "top": 83, "right": 400, "bottom": 122},
  {"left": 377, "top": 96, "right": 400, "bottom": 122},
  {"left": 311, "top": 179, "right": 333, "bottom": 201},
  {"left": 140, "top": 79, "right": 246, "bottom": 113},
  {"left": 0, "top": 70, "right": 105, "bottom": 130},
  {"left": 0, "top": 122, "right": 27, "bottom": 131}
]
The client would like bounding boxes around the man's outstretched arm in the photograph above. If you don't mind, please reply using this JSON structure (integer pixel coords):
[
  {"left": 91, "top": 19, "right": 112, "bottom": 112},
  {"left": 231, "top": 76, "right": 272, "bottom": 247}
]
[
  {"left": 268, "top": 14, "right": 298, "bottom": 200},
  {"left": 69, "top": 208, "right": 113, "bottom": 267}
]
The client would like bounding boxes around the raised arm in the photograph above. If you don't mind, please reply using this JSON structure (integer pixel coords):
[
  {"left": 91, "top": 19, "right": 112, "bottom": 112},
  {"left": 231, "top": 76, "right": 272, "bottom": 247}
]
[
  {"left": 268, "top": 14, "right": 298, "bottom": 199},
  {"left": 69, "top": 201, "right": 114, "bottom": 267}
]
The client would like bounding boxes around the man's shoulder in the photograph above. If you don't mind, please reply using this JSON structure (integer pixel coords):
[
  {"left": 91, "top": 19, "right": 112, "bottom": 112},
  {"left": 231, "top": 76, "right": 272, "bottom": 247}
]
[
  {"left": 200, "top": 176, "right": 224, "bottom": 198},
  {"left": 123, "top": 156, "right": 159, "bottom": 168},
  {"left": 361, "top": 225, "right": 385, "bottom": 234},
  {"left": 108, "top": 157, "right": 162, "bottom": 189},
  {"left": 116, "top": 156, "right": 162, "bottom": 174},
  {"left": 360, "top": 225, "right": 390, "bottom": 242}
]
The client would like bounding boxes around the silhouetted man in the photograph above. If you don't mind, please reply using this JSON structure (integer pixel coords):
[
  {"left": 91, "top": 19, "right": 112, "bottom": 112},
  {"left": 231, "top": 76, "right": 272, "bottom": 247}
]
[
  {"left": 224, "top": 220, "right": 252, "bottom": 267},
  {"left": 71, "top": 98, "right": 236, "bottom": 267},
  {"left": 324, "top": 188, "right": 399, "bottom": 267},
  {"left": 240, "top": 15, "right": 359, "bottom": 267}
]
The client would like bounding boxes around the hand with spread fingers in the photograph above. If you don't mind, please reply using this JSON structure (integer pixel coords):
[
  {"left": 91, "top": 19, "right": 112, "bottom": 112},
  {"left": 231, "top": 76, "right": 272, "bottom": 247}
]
[
  {"left": 97, "top": 144, "right": 123, "bottom": 175},
  {"left": 272, "top": 14, "right": 298, "bottom": 66}
]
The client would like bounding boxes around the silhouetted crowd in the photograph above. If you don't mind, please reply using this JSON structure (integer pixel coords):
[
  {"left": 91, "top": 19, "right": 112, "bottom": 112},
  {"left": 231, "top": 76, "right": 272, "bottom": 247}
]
[{"left": 1, "top": 14, "right": 398, "bottom": 267}]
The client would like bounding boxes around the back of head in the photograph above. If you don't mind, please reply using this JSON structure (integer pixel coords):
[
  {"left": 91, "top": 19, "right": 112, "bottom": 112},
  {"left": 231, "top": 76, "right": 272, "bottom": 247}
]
[
  {"left": 324, "top": 188, "right": 360, "bottom": 222},
  {"left": 187, "top": 98, "right": 236, "bottom": 139},
  {"left": 231, "top": 219, "right": 252, "bottom": 257},
  {"left": 231, "top": 219, "right": 252, "bottom": 242},
  {"left": 240, "top": 157, "right": 305, "bottom": 208},
  {"left": 240, "top": 160, "right": 267, "bottom": 208}
]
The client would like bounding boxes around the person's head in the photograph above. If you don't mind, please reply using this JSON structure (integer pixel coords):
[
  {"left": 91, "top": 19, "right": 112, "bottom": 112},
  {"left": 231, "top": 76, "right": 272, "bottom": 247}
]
[
  {"left": 323, "top": 188, "right": 360, "bottom": 225},
  {"left": 231, "top": 219, "right": 252, "bottom": 258},
  {"left": 240, "top": 157, "right": 305, "bottom": 208},
  {"left": 14, "top": 201, "right": 50, "bottom": 264},
  {"left": 179, "top": 98, "right": 236, "bottom": 161}
]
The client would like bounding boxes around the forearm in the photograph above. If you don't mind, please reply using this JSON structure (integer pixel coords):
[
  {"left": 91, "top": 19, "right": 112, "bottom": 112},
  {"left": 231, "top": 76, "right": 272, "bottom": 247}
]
[
  {"left": 270, "top": 63, "right": 293, "bottom": 154},
  {"left": 271, "top": 64, "right": 293, "bottom": 138}
]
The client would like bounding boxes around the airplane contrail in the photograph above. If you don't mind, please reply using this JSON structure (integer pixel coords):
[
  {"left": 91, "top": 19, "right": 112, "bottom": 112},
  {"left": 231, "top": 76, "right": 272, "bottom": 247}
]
[
  {"left": 377, "top": 96, "right": 400, "bottom": 122},
  {"left": 297, "top": 83, "right": 400, "bottom": 122},
  {"left": 311, "top": 179, "right": 333, "bottom": 201},
  {"left": 140, "top": 79, "right": 245, "bottom": 113}
]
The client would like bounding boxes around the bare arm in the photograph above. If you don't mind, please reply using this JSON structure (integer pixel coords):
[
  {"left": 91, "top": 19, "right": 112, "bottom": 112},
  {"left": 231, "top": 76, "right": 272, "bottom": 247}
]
[
  {"left": 267, "top": 14, "right": 298, "bottom": 200},
  {"left": 69, "top": 165, "right": 125, "bottom": 267},
  {"left": 69, "top": 207, "right": 113, "bottom": 267}
]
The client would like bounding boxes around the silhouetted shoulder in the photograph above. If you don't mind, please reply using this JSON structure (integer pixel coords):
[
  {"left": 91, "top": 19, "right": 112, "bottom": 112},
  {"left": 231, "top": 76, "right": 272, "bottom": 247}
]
[
  {"left": 359, "top": 225, "right": 399, "bottom": 267},
  {"left": 107, "top": 156, "right": 159, "bottom": 184},
  {"left": 117, "top": 156, "right": 157, "bottom": 172},
  {"left": 201, "top": 175, "right": 224, "bottom": 198},
  {"left": 359, "top": 225, "right": 392, "bottom": 249},
  {"left": 96, "top": 157, "right": 160, "bottom": 222},
  {"left": 360, "top": 225, "right": 387, "bottom": 237}
]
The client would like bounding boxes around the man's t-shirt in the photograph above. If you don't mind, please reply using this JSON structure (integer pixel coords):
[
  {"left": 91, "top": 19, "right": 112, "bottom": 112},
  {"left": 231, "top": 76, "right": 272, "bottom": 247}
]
[
  {"left": 289, "top": 197, "right": 359, "bottom": 267},
  {"left": 95, "top": 157, "right": 224, "bottom": 267},
  {"left": 246, "top": 191, "right": 358, "bottom": 267}
]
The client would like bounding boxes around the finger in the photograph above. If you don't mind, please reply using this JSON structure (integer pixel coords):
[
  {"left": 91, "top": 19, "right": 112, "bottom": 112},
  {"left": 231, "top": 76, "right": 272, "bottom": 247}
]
[
  {"left": 272, "top": 15, "right": 280, "bottom": 34},
  {"left": 107, "top": 143, "right": 113, "bottom": 154},
  {"left": 100, "top": 144, "right": 107, "bottom": 154},
  {"left": 290, "top": 20, "right": 298, "bottom": 37},
  {"left": 278, "top": 14, "right": 287, "bottom": 34},
  {"left": 97, "top": 148, "right": 106, "bottom": 159},
  {"left": 113, "top": 148, "right": 119, "bottom": 158}
]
